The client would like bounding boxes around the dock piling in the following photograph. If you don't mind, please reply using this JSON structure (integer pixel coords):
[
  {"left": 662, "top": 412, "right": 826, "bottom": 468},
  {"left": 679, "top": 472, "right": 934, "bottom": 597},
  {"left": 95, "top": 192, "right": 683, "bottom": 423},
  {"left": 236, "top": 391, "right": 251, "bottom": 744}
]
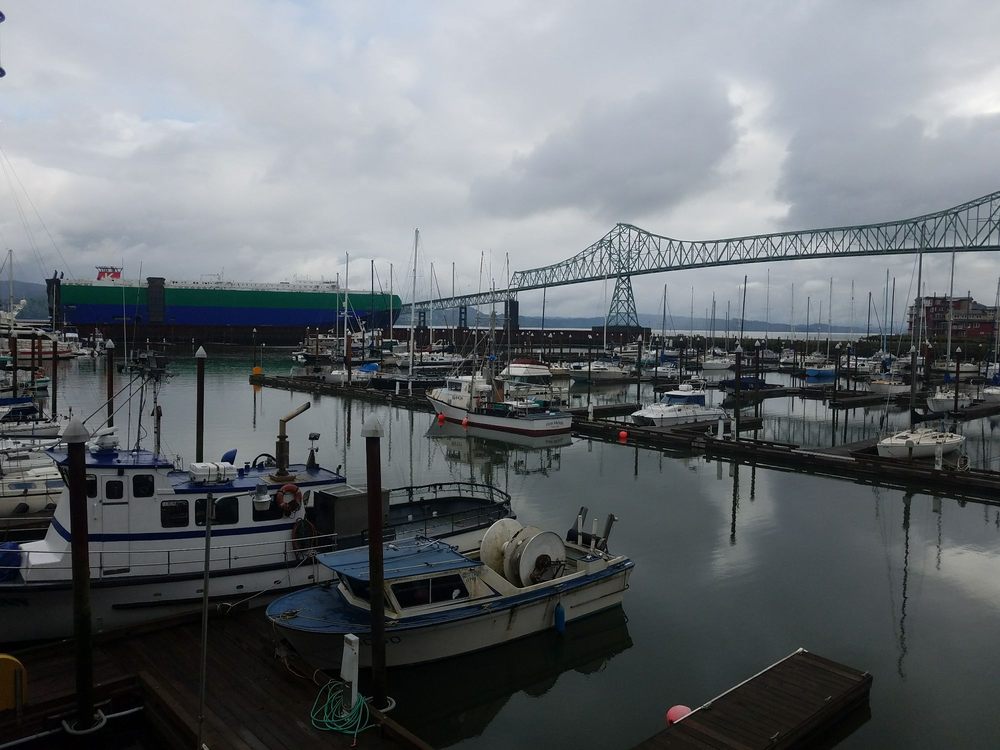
[{"left": 363, "top": 419, "right": 388, "bottom": 710}]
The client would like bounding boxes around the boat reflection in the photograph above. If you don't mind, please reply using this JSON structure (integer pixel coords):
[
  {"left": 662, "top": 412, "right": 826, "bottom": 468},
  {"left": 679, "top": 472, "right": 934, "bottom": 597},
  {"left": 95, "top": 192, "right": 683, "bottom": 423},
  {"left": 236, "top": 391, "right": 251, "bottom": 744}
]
[
  {"left": 381, "top": 606, "right": 632, "bottom": 748},
  {"left": 426, "top": 420, "right": 571, "bottom": 478}
]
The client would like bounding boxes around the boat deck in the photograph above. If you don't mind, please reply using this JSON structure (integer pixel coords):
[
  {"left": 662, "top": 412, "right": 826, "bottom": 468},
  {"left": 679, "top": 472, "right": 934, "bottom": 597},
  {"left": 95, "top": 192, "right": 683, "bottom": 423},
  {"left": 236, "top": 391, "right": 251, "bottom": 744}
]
[{"left": 634, "top": 649, "right": 871, "bottom": 749}]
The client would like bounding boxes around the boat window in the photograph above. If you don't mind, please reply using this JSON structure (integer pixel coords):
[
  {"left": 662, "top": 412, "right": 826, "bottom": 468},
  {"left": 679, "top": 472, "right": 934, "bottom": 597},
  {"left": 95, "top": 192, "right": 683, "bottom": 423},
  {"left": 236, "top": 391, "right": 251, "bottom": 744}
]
[
  {"left": 448, "top": 381, "right": 463, "bottom": 392},
  {"left": 105, "top": 480, "right": 124, "bottom": 501},
  {"left": 132, "top": 474, "right": 155, "bottom": 498},
  {"left": 252, "top": 499, "right": 285, "bottom": 522},
  {"left": 392, "top": 579, "right": 431, "bottom": 608},
  {"left": 161, "top": 499, "right": 189, "bottom": 528},
  {"left": 344, "top": 577, "right": 370, "bottom": 601},
  {"left": 430, "top": 574, "right": 469, "bottom": 603},
  {"left": 196, "top": 496, "right": 239, "bottom": 526},
  {"left": 86, "top": 474, "right": 97, "bottom": 499}
]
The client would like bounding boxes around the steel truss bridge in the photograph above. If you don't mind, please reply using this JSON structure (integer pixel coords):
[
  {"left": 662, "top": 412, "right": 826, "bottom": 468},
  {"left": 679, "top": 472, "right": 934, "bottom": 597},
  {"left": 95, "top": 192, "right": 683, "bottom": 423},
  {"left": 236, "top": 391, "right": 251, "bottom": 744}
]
[{"left": 413, "top": 190, "right": 1000, "bottom": 326}]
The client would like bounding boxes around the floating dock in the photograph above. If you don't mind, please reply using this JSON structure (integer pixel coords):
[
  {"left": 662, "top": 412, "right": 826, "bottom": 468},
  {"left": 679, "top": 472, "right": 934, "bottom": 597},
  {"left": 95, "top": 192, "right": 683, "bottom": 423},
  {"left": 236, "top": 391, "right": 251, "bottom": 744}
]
[{"left": 634, "top": 649, "right": 871, "bottom": 749}]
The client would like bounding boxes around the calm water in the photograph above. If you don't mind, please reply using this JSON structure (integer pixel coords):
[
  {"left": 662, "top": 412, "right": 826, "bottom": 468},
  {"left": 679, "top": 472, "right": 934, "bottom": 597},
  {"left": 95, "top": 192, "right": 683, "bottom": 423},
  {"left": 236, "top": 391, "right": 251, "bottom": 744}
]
[{"left": 49, "top": 353, "right": 1000, "bottom": 748}]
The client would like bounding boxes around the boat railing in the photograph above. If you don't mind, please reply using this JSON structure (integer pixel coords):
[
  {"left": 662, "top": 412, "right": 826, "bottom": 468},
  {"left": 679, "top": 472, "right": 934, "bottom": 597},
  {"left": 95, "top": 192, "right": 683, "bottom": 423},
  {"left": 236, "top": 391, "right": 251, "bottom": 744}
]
[
  {"left": 5, "top": 529, "right": 340, "bottom": 578},
  {"left": 389, "top": 480, "right": 512, "bottom": 508}
]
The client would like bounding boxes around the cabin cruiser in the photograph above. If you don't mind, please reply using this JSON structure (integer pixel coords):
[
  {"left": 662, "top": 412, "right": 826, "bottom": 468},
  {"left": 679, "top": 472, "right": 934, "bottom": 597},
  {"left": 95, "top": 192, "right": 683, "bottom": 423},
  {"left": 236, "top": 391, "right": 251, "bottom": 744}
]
[
  {"left": 266, "top": 512, "right": 633, "bottom": 668},
  {"left": 567, "top": 361, "right": 631, "bottom": 383},
  {"left": 497, "top": 359, "right": 552, "bottom": 387},
  {"left": 926, "top": 387, "right": 972, "bottom": 413}
]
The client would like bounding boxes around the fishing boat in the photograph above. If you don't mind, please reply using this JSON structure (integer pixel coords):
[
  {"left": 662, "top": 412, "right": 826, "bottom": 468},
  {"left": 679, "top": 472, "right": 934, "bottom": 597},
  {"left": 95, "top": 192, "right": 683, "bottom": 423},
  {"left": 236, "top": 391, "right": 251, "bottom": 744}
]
[
  {"left": 427, "top": 376, "right": 572, "bottom": 436},
  {"left": 266, "top": 512, "right": 633, "bottom": 668},
  {"left": 876, "top": 428, "right": 965, "bottom": 458},
  {"left": 0, "top": 411, "right": 512, "bottom": 642},
  {"left": 926, "top": 387, "right": 971, "bottom": 413}
]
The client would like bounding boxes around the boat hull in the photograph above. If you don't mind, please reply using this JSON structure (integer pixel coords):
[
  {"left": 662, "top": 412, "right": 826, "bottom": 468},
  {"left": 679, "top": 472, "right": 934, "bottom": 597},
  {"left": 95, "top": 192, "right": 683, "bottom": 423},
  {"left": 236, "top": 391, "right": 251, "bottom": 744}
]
[
  {"left": 275, "top": 565, "right": 633, "bottom": 669},
  {"left": 0, "top": 563, "right": 327, "bottom": 642},
  {"left": 876, "top": 434, "right": 965, "bottom": 458}
]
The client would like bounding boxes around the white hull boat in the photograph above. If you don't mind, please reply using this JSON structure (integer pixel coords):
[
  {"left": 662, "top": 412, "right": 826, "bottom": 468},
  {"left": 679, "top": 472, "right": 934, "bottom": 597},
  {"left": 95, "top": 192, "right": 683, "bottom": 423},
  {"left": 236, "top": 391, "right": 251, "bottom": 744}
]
[
  {"left": 877, "top": 428, "right": 965, "bottom": 458},
  {"left": 0, "top": 421, "right": 512, "bottom": 642},
  {"left": 0, "top": 466, "right": 63, "bottom": 515},
  {"left": 868, "top": 378, "right": 910, "bottom": 396},
  {"left": 428, "top": 376, "right": 572, "bottom": 436},
  {"left": 631, "top": 403, "right": 728, "bottom": 427},
  {"left": 267, "top": 514, "right": 633, "bottom": 668},
  {"left": 567, "top": 362, "right": 631, "bottom": 383},
  {"left": 926, "top": 388, "right": 971, "bottom": 413}
]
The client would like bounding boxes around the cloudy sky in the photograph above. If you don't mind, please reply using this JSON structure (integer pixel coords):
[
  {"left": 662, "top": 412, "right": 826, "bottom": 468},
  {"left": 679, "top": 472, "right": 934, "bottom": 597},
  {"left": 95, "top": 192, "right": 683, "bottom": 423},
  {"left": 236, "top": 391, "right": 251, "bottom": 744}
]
[{"left": 1, "top": 1, "right": 999, "bottom": 327}]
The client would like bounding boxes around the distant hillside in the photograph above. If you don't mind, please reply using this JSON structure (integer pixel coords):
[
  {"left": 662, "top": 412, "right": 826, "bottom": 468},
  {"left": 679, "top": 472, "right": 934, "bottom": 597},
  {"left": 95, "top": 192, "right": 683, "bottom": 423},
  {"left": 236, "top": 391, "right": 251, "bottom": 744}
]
[{"left": 7, "top": 280, "right": 49, "bottom": 320}]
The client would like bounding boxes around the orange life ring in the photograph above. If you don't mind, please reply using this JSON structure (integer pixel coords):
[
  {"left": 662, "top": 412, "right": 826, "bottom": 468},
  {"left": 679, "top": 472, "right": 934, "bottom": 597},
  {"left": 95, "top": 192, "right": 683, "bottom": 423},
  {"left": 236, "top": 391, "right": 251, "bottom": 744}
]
[{"left": 275, "top": 483, "right": 302, "bottom": 515}]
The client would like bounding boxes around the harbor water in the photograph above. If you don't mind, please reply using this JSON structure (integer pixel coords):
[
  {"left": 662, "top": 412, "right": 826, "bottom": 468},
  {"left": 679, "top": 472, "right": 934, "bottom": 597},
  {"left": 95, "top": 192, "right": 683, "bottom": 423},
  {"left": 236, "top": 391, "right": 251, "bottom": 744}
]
[{"left": 44, "top": 353, "right": 1000, "bottom": 748}]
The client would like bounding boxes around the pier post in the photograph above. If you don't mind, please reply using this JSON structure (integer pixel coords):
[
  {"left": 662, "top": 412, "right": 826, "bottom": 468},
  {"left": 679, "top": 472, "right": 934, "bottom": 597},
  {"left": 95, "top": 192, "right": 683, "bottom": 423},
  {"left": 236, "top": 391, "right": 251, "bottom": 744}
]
[
  {"left": 363, "top": 420, "right": 388, "bottom": 709},
  {"left": 196, "top": 346, "right": 207, "bottom": 463},
  {"left": 51, "top": 339, "right": 58, "bottom": 418},
  {"left": 64, "top": 417, "right": 97, "bottom": 732},
  {"left": 105, "top": 340, "right": 115, "bottom": 428}
]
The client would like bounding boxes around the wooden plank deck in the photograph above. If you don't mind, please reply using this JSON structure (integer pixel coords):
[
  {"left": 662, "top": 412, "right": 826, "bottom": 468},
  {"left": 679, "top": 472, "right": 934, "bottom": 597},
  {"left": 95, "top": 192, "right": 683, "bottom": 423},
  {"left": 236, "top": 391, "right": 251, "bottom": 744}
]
[
  {"left": 5, "top": 609, "right": 418, "bottom": 749},
  {"left": 634, "top": 649, "right": 871, "bottom": 749}
]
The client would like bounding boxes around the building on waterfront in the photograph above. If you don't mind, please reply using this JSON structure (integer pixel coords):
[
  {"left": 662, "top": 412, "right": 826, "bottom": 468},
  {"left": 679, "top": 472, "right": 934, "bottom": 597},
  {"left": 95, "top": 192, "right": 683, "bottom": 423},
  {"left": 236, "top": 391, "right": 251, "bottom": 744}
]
[{"left": 907, "top": 295, "right": 997, "bottom": 341}]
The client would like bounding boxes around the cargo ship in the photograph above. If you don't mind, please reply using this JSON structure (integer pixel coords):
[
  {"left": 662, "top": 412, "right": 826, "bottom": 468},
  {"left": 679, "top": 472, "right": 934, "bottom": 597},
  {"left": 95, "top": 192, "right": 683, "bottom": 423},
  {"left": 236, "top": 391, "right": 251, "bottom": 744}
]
[{"left": 46, "top": 267, "right": 402, "bottom": 346}]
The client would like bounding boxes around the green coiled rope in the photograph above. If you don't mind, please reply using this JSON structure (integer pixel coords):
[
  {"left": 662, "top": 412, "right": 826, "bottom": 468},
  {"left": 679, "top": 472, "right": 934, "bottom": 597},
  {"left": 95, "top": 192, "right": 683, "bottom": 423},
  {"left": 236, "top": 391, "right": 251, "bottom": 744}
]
[{"left": 310, "top": 680, "right": 377, "bottom": 740}]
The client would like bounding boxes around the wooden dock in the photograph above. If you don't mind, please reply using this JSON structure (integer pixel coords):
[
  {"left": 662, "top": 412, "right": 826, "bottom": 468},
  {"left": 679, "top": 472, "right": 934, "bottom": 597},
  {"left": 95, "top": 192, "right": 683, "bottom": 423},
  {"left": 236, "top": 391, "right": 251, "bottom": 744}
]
[
  {"left": 3, "top": 609, "right": 423, "bottom": 749},
  {"left": 634, "top": 649, "right": 871, "bottom": 749}
]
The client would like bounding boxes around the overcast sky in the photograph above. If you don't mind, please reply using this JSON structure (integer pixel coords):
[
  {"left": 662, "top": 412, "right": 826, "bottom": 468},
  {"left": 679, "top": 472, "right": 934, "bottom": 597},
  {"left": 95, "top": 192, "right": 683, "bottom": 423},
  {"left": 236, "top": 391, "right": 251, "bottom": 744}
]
[{"left": 1, "top": 1, "right": 999, "bottom": 327}]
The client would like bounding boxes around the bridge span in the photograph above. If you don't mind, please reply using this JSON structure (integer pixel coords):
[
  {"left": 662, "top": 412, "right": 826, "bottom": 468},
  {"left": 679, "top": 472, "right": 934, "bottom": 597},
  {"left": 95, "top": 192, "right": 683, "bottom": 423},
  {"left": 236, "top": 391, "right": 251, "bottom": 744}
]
[{"left": 413, "top": 189, "right": 1000, "bottom": 315}]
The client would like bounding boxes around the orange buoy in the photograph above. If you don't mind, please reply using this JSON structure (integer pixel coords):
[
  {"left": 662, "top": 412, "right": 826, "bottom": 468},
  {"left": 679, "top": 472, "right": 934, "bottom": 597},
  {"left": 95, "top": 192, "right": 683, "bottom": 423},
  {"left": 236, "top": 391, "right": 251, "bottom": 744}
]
[
  {"left": 618, "top": 429, "right": 628, "bottom": 442},
  {"left": 461, "top": 417, "right": 470, "bottom": 427},
  {"left": 437, "top": 413, "right": 446, "bottom": 425},
  {"left": 665, "top": 705, "right": 692, "bottom": 726}
]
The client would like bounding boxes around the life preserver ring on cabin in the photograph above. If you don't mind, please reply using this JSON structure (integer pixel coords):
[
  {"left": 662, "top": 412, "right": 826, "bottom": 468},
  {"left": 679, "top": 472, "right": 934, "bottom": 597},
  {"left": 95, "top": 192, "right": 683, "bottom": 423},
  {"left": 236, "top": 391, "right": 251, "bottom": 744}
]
[{"left": 275, "top": 483, "right": 302, "bottom": 515}]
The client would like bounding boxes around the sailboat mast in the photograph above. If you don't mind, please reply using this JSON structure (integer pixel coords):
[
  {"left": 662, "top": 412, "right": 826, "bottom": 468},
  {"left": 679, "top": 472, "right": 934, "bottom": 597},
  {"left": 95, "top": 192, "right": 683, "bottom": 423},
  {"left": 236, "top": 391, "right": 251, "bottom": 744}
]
[
  {"left": 389, "top": 263, "right": 393, "bottom": 339},
  {"left": 790, "top": 283, "right": 795, "bottom": 344},
  {"left": 883, "top": 268, "right": 889, "bottom": 354},
  {"left": 344, "top": 252, "right": 350, "bottom": 359},
  {"left": 659, "top": 284, "right": 667, "bottom": 361},
  {"left": 826, "top": 277, "right": 832, "bottom": 360},
  {"left": 409, "top": 230, "right": 418, "bottom": 378},
  {"left": 945, "top": 250, "right": 956, "bottom": 362},
  {"left": 764, "top": 269, "right": 770, "bottom": 349},
  {"left": 7, "top": 248, "right": 12, "bottom": 317},
  {"left": 992, "top": 277, "right": 1000, "bottom": 374},
  {"left": 429, "top": 261, "right": 434, "bottom": 350}
]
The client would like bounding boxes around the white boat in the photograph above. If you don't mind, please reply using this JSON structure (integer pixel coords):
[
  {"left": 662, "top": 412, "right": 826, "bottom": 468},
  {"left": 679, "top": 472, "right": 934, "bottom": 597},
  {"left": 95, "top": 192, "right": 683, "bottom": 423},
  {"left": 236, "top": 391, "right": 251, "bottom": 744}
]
[
  {"left": 699, "top": 357, "right": 732, "bottom": 372},
  {"left": 877, "top": 428, "right": 965, "bottom": 458},
  {"left": 805, "top": 364, "right": 836, "bottom": 377},
  {"left": 567, "top": 361, "right": 631, "bottom": 383},
  {"left": 630, "top": 403, "right": 728, "bottom": 427},
  {"left": 655, "top": 379, "right": 708, "bottom": 405},
  {"left": 497, "top": 359, "right": 552, "bottom": 386},
  {"left": 0, "top": 466, "right": 63, "bottom": 515},
  {"left": 868, "top": 376, "right": 910, "bottom": 396},
  {"left": 926, "top": 387, "right": 971, "bottom": 413},
  {"left": 266, "top": 514, "right": 634, "bottom": 668},
  {"left": 428, "top": 376, "right": 572, "bottom": 436},
  {"left": 0, "top": 421, "right": 513, "bottom": 642},
  {"left": 319, "top": 362, "right": 380, "bottom": 385}
]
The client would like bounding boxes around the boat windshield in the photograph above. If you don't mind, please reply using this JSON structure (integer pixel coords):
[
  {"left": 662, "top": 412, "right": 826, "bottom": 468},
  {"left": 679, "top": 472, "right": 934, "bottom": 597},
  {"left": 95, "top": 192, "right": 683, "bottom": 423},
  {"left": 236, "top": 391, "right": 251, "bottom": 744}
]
[{"left": 392, "top": 574, "right": 469, "bottom": 608}]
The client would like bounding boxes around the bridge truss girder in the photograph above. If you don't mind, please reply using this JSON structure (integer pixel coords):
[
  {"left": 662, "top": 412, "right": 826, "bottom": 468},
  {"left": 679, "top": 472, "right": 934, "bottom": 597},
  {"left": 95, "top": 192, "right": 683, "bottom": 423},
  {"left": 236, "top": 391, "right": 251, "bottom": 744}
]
[{"left": 414, "top": 190, "right": 1000, "bottom": 311}]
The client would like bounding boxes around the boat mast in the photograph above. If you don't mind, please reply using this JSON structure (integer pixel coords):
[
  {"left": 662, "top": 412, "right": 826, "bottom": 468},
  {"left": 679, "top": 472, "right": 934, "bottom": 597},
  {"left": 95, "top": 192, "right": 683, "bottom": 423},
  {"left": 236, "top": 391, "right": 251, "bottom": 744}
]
[
  {"left": 826, "top": 276, "right": 832, "bottom": 361},
  {"left": 659, "top": 284, "right": 666, "bottom": 363},
  {"left": 992, "top": 276, "right": 1000, "bottom": 375},
  {"left": 344, "top": 252, "right": 350, "bottom": 361},
  {"left": 408, "top": 230, "right": 418, "bottom": 378},
  {"left": 789, "top": 282, "right": 795, "bottom": 346},
  {"left": 429, "top": 261, "right": 434, "bottom": 350},
  {"left": 388, "top": 263, "right": 393, "bottom": 340},
  {"left": 945, "top": 250, "right": 956, "bottom": 363},
  {"left": 764, "top": 269, "right": 770, "bottom": 350},
  {"left": 7, "top": 248, "right": 12, "bottom": 318}
]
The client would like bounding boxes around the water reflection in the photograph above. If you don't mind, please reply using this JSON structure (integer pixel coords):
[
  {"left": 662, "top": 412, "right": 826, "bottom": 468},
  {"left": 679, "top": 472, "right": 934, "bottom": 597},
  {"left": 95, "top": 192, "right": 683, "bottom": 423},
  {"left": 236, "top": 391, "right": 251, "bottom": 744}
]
[
  {"left": 384, "top": 606, "right": 632, "bottom": 748},
  {"left": 426, "top": 420, "right": 571, "bottom": 482}
]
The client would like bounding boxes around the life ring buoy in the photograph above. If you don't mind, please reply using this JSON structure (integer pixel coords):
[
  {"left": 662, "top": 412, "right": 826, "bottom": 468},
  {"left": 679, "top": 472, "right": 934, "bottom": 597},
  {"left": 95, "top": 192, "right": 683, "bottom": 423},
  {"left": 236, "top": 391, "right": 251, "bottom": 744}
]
[{"left": 275, "top": 483, "right": 302, "bottom": 515}]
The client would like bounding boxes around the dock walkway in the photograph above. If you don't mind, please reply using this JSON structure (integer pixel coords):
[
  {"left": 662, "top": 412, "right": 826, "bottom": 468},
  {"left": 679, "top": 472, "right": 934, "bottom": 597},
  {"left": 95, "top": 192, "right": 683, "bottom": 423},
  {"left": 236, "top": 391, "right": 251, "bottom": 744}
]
[
  {"left": 4, "top": 610, "right": 422, "bottom": 749},
  {"left": 634, "top": 649, "right": 871, "bottom": 749}
]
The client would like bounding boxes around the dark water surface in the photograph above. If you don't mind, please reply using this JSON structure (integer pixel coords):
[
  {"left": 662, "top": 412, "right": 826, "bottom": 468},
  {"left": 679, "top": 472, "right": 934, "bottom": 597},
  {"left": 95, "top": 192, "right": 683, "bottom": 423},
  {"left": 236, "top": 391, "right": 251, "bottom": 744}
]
[{"left": 51, "top": 354, "right": 1000, "bottom": 748}]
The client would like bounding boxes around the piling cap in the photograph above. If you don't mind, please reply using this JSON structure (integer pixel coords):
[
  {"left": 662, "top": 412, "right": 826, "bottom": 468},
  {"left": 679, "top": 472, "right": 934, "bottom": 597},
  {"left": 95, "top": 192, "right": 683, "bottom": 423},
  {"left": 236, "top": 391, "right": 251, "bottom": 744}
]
[
  {"left": 105, "top": 339, "right": 115, "bottom": 350},
  {"left": 195, "top": 346, "right": 207, "bottom": 359},
  {"left": 361, "top": 420, "right": 384, "bottom": 439},
  {"left": 61, "top": 417, "right": 90, "bottom": 444}
]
